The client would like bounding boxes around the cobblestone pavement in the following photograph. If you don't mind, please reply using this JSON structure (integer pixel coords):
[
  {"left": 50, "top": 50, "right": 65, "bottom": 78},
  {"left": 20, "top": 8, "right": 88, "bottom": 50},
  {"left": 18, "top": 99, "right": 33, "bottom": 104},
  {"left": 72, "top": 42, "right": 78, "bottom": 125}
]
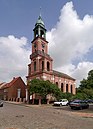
[{"left": 0, "top": 102, "right": 93, "bottom": 129}]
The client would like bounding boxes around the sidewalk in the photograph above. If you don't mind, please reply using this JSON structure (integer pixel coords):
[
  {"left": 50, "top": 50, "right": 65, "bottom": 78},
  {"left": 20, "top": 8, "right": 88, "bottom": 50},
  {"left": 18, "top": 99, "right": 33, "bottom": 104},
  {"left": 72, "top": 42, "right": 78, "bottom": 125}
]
[{"left": 4, "top": 100, "right": 52, "bottom": 108}]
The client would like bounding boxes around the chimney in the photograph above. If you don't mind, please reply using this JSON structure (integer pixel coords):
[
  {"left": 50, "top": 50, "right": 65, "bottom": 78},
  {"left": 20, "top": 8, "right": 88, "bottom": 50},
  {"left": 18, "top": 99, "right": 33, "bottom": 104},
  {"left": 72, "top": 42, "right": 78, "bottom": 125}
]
[{"left": 13, "top": 77, "right": 15, "bottom": 80}]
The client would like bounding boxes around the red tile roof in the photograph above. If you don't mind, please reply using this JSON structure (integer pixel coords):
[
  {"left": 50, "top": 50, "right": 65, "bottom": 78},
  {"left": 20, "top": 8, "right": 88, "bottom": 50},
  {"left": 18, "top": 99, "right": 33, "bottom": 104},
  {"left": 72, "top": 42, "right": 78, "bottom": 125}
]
[{"left": 0, "top": 77, "right": 21, "bottom": 89}]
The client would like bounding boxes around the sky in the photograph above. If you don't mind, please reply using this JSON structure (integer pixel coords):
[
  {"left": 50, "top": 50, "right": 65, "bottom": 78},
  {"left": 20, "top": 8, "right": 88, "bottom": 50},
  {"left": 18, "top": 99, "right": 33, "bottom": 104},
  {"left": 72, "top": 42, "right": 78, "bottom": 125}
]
[{"left": 0, "top": 0, "right": 93, "bottom": 87}]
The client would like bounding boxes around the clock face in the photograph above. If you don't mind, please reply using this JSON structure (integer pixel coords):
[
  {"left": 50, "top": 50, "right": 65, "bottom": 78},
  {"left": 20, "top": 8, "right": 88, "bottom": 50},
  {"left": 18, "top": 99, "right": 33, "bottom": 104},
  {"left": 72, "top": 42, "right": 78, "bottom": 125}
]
[
  {"left": 34, "top": 43, "right": 36, "bottom": 48},
  {"left": 42, "top": 43, "right": 45, "bottom": 48}
]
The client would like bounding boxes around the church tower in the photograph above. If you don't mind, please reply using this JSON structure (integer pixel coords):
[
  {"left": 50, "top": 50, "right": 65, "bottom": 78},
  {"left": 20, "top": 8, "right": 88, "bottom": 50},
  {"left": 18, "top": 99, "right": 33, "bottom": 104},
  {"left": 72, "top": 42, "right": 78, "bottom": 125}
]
[
  {"left": 27, "top": 15, "right": 53, "bottom": 81},
  {"left": 26, "top": 14, "right": 76, "bottom": 100}
]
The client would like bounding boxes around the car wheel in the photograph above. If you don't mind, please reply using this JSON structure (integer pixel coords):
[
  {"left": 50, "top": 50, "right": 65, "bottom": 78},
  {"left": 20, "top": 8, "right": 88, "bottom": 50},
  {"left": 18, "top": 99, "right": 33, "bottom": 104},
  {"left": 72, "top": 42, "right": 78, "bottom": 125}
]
[
  {"left": 86, "top": 105, "right": 89, "bottom": 109},
  {"left": 0, "top": 104, "right": 3, "bottom": 107},
  {"left": 71, "top": 107, "right": 74, "bottom": 109},
  {"left": 66, "top": 103, "right": 69, "bottom": 106},
  {"left": 80, "top": 106, "right": 83, "bottom": 110},
  {"left": 60, "top": 104, "right": 62, "bottom": 107}
]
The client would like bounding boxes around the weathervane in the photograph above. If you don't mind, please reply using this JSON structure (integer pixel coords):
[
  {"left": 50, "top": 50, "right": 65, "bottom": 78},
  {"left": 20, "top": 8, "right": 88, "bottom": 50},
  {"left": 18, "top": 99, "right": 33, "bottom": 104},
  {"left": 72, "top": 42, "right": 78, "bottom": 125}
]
[{"left": 40, "top": 6, "right": 42, "bottom": 16}]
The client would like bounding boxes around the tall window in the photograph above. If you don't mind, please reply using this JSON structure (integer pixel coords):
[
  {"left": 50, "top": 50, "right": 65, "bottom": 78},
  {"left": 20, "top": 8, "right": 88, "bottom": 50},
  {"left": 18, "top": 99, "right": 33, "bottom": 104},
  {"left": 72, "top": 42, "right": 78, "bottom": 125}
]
[
  {"left": 61, "top": 83, "right": 63, "bottom": 92},
  {"left": 42, "top": 49, "right": 44, "bottom": 53},
  {"left": 47, "top": 61, "right": 50, "bottom": 71},
  {"left": 56, "top": 82, "right": 58, "bottom": 86},
  {"left": 34, "top": 61, "right": 36, "bottom": 71},
  {"left": 66, "top": 84, "right": 68, "bottom": 92},
  {"left": 42, "top": 61, "right": 44, "bottom": 71},
  {"left": 71, "top": 85, "right": 73, "bottom": 93},
  {"left": 29, "top": 66, "right": 31, "bottom": 75}
]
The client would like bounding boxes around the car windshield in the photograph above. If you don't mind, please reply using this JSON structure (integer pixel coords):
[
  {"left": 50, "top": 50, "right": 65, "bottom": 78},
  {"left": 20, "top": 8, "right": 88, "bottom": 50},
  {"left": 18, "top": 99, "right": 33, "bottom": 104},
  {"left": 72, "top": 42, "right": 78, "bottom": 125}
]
[
  {"left": 59, "top": 99, "right": 67, "bottom": 102},
  {"left": 73, "top": 101, "right": 80, "bottom": 103}
]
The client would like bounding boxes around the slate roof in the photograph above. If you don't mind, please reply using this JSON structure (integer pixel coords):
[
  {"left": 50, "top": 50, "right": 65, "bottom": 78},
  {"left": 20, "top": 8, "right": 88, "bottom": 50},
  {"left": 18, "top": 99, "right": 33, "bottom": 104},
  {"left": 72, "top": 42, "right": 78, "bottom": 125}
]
[{"left": 53, "top": 70, "right": 75, "bottom": 81}]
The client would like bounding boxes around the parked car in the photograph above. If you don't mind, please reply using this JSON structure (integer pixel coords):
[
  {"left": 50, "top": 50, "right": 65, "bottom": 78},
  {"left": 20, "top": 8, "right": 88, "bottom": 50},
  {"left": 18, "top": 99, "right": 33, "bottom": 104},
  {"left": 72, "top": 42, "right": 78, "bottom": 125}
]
[
  {"left": 53, "top": 99, "right": 68, "bottom": 106},
  {"left": 69, "top": 100, "right": 89, "bottom": 110},
  {"left": 86, "top": 99, "right": 93, "bottom": 103},
  {"left": 0, "top": 100, "right": 3, "bottom": 107}
]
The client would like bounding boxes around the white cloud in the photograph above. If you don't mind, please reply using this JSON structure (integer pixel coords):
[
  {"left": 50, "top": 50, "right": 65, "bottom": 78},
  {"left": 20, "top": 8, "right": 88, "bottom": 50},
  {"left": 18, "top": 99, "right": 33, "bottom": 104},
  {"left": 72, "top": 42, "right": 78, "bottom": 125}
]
[
  {"left": 47, "top": 1, "right": 93, "bottom": 87},
  {"left": 0, "top": 35, "right": 30, "bottom": 82},
  {"left": 72, "top": 62, "right": 93, "bottom": 86}
]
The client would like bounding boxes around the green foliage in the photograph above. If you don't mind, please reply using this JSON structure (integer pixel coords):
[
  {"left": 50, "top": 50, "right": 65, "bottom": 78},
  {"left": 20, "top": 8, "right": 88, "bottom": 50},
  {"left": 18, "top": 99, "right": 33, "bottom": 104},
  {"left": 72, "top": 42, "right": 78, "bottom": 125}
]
[
  {"left": 28, "top": 79, "right": 76, "bottom": 101},
  {"left": 87, "top": 70, "right": 93, "bottom": 81},
  {"left": 79, "top": 70, "right": 93, "bottom": 90},
  {"left": 79, "top": 79, "right": 88, "bottom": 89},
  {"left": 75, "top": 69, "right": 93, "bottom": 100},
  {"left": 28, "top": 79, "right": 62, "bottom": 100},
  {"left": 60, "top": 93, "right": 73, "bottom": 100}
]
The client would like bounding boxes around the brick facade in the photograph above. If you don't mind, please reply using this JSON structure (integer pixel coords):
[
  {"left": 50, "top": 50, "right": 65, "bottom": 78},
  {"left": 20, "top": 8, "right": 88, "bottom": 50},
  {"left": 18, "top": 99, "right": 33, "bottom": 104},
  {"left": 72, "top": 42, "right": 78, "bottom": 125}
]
[{"left": 0, "top": 77, "right": 26, "bottom": 101}]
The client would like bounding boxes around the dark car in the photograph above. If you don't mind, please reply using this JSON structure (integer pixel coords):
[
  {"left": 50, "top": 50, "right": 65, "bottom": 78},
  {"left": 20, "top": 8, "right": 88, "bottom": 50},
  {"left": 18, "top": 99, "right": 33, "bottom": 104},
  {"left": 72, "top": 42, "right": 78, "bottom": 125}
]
[
  {"left": 0, "top": 100, "right": 3, "bottom": 107},
  {"left": 69, "top": 100, "right": 89, "bottom": 110},
  {"left": 87, "top": 99, "right": 93, "bottom": 103}
]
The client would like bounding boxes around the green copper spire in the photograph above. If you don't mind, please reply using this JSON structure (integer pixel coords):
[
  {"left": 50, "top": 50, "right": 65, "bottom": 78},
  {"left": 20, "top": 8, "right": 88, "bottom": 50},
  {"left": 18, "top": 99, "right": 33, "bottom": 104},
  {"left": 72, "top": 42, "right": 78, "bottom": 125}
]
[
  {"left": 35, "top": 14, "right": 45, "bottom": 28},
  {"left": 33, "top": 9, "right": 46, "bottom": 40}
]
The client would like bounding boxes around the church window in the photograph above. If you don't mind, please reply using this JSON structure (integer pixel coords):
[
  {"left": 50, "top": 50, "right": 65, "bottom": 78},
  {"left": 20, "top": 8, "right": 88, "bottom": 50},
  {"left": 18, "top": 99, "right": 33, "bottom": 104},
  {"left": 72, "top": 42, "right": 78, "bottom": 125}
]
[
  {"left": 42, "top": 49, "right": 44, "bottom": 53},
  {"left": 34, "top": 61, "right": 36, "bottom": 71},
  {"left": 61, "top": 83, "right": 63, "bottom": 92},
  {"left": 29, "top": 66, "right": 31, "bottom": 75},
  {"left": 47, "top": 61, "right": 50, "bottom": 71},
  {"left": 56, "top": 82, "right": 58, "bottom": 86},
  {"left": 71, "top": 85, "right": 73, "bottom": 93},
  {"left": 40, "top": 30, "right": 45, "bottom": 38},
  {"left": 66, "top": 84, "right": 68, "bottom": 92},
  {"left": 42, "top": 61, "right": 44, "bottom": 71}
]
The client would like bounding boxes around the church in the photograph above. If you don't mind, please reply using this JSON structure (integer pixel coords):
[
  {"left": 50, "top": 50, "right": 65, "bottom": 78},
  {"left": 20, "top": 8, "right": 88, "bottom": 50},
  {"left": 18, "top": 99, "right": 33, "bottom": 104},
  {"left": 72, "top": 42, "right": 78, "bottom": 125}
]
[{"left": 26, "top": 15, "right": 76, "bottom": 102}]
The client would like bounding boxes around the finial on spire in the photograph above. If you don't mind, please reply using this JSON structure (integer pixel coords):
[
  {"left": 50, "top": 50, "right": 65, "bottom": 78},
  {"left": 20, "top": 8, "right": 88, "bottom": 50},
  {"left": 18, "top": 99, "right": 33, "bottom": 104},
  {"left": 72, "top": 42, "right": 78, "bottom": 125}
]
[{"left": 40, "top": 6, "right": 41, "bottom": 17}]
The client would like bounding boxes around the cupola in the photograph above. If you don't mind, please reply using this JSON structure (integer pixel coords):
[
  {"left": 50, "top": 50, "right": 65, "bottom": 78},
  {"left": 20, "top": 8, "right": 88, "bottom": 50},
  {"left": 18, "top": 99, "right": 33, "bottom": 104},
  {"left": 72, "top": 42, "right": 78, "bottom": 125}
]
[{"left": 33, "top": 15, "right": 46, "bottom": 40}]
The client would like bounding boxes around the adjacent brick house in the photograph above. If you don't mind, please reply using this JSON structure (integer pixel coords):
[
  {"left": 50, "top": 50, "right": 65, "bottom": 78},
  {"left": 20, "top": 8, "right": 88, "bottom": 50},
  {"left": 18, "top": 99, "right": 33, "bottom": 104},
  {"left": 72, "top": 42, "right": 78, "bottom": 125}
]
[
  {"left": 0, "top": 77, "right": 26, "bottom": 101},
  {"left": 26, "top": 15, "right": 76, "bottom": 103}
]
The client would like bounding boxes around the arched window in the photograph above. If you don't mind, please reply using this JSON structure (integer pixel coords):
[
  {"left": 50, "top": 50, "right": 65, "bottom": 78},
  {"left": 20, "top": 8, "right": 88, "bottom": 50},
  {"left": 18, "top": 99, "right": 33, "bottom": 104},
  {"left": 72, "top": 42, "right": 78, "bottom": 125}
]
[
  {"left": 56, "top": 82, "right": 58, "bottom": 86},
  {"left": 61, "top": 83, "right": 63, "bottom": 92},
  {"left": 34, "top": 61, "right": 36, "bottom": 71},
  {"left": 42, "top": 49, "right": 44, "bottom": 53},
  {"left": 40, "top": 30, "right": 45, "bottom": 38},
  {"left": 71, "top": 85, "right": 73, "bottom": 93},
  {"left": 42, "top": 61, "right": 44, "bottom": 71},
  {"left": 66, "top": 84, "right": 68, "bottom": 92},
  {"left": 47, "top": 61, "right": 50, "bottom": 71},
  {"left": 29, "top": 66, "right": 31, "bottom": 75}
]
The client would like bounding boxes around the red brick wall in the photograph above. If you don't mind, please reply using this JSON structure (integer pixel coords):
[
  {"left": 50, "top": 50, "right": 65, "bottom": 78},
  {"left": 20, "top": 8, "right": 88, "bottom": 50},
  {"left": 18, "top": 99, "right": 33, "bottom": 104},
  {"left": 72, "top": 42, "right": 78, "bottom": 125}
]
[{"left": 7, "top": 77, "right": 26, "bottom": 99}]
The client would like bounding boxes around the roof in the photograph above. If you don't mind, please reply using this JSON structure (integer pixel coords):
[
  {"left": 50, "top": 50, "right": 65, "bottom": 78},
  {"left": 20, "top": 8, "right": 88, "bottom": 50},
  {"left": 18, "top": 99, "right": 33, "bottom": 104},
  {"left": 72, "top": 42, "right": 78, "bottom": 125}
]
[
  {"left": 53, "top": 70, "right": 75, "bottom": 81},
  {"left": 0, "top": 77, "right": 24, "bottom": 90},
  {"left": 35, "top": 15, "right": 45, "bottom": 28},
  {"left": 0, "top": 82, "right": 6, "bottom": 89}
]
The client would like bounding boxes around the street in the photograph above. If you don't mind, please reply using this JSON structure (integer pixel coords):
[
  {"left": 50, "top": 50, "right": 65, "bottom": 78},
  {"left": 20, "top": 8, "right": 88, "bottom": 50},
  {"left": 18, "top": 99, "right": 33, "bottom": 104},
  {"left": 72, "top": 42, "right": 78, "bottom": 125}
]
[{"left": 0, "top": 102, "right": 93, "bottom": 129}]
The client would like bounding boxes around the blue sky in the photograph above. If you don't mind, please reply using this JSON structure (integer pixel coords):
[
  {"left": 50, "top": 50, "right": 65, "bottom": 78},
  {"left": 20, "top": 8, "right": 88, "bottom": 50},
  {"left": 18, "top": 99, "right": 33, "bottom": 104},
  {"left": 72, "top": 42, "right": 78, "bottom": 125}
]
[
  {"left": 0, "top": 0, "right": 93, "bottom": 41},
  {"left": 0, "top": 0, "right": 93, "bottom": 87}
]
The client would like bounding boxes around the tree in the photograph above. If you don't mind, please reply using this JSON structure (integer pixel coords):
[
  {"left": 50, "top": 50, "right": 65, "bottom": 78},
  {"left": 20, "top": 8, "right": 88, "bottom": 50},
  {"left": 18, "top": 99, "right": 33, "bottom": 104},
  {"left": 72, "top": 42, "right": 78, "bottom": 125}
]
[
  {"left": 79, "top": 70, "right": 93, "bottom": 90},
  {"left": 76, "top": 69, "right": 93, "bottom": 99},
  {"left": 28, "top": 79, "right": 63, "bottom": 104},
  {"left": 87, "top": 70, "right": 93, "bottom": 81},
  {"left": 79, "top": 79, "right": 88, "bottom": 89}
]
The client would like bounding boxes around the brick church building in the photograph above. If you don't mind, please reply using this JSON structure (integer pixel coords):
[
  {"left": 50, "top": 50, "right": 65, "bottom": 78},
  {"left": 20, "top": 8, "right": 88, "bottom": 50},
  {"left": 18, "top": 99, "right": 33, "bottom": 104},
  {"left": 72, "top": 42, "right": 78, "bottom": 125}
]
[{"left": 26, "top": 15, "right": 76, "bottom": 102}]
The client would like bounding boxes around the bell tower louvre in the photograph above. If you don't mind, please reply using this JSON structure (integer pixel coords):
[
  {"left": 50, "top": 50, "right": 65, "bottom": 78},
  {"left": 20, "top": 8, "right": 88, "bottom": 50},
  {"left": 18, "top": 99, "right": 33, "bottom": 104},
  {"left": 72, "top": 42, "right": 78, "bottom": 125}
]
[{"left": 27, "top": 15, "right": 76, "bottom": 95}]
